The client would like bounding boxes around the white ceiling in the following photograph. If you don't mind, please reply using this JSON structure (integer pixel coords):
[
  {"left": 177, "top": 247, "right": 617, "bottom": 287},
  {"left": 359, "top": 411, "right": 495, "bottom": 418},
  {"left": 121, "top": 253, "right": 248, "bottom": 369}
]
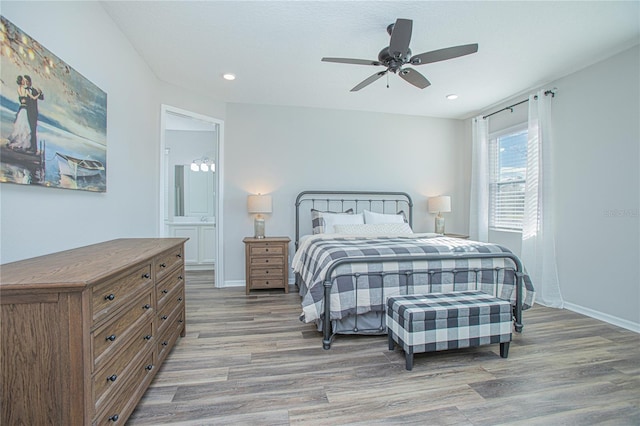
[{"left": 101, "top": 1, "right": 639, "bottom": 119}]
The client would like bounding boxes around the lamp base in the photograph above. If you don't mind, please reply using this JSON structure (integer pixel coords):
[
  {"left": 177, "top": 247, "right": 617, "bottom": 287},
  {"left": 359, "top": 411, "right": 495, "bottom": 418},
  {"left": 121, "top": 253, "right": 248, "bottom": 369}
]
[
  {"left": 435, "top": 214, "right": 445, "bottom": 234},
  {"left": 254, "top": 216, "right": 266, "bottom": 239}
]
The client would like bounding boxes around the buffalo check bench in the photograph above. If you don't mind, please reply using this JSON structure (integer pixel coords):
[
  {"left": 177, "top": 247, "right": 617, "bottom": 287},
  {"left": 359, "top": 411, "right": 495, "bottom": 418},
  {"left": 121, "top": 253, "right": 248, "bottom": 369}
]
[{"left": 386, "top": 291, "right": 512, "bottom": 370}]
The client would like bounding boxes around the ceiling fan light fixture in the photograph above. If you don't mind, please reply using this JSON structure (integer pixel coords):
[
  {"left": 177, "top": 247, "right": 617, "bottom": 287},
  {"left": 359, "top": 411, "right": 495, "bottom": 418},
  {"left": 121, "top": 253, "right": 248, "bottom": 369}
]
[
  {"left": 446, "top": 94, "right": 459, "bottom": 100},
  {"left": 222, "top": 73, "right": 236, "bottom": 81}
]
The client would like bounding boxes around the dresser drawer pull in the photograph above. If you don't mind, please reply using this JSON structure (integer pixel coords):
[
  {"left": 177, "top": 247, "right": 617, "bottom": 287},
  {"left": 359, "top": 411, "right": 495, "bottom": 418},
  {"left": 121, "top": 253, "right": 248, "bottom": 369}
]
[
  {"left": 160, "top": 263, "right": 167, "bottom": 268},
  {"left": 265, "top": 259, "right": 269, "bottom": 263},
  {"left": 178, "top": 297, "right": 183, "bottom": 302},
  {"left": 108, "top": 414, "right": 119, "bottom": 422},
  {"left": 162, "top": 289, "right": 169, "bottom": 294},
  {"left": 176, "top": 253, "right": 182, "bottom": 258},
  {"left": 179, "top": 319, "right": 184, "bottom": 324},
  {"left": 106, "top": 334, "right": 117, "bottom": 342},
  {"left": 107, "top": 374, "right": 118, "bottom": 382},
  {"left": 105, "top": 293, "right": 115, "bottom": 301},
  {"left": 142, "top": 273, "right": 150, "bottom": 279},
  {"left": 161, "top": 315, "right": 168, "bottom": 320},
  {"left": 146, "top": 364, "right": 154, "bottom": 371},
  {"left": 162, "top": 341, "right": 168, "bottom": 346},
  {"left": 265, "top": 248, "right": 269, "bottom": 252},
  {"left": 179, "top": 275, "right": 183, "bottom": 280},
  {"left": 144, "top": 335, "right": 152, "bottom": 340},
  {"left": 143, "top": 304, "right": 151, "bottom": 310}
]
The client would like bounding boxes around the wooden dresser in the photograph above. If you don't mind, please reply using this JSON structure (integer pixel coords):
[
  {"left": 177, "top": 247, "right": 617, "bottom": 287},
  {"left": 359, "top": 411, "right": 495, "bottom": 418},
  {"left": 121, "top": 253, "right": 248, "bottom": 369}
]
[
  {"left": 0, "top": 238, "right": 188, "bottom": 425},
  {"left": 243, "top": 237, "right": 290, "bottom": 294}
]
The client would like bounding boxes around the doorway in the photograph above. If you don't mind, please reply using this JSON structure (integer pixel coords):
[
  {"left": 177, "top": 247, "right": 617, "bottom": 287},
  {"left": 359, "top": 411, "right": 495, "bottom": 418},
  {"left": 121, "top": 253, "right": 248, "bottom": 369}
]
[{"left": 160, "top": 105, "right": 224, "bottom": 287}]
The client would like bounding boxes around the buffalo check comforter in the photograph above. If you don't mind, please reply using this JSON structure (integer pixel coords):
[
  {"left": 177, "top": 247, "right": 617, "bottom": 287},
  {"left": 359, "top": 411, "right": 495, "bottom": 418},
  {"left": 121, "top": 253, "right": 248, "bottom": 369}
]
[{"left": 292, "top": 234, "right": 535, "bottom": 324}]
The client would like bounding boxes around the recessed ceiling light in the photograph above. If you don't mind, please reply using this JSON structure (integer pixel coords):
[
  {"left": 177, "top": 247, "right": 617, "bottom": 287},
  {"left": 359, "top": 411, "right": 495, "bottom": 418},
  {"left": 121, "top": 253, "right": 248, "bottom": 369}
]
[
  {"left": 223, "top": 73, "right": 236, "bottom": 81},
  {"left": 446, "top": 94, "right": 458, "bottom": 100}
]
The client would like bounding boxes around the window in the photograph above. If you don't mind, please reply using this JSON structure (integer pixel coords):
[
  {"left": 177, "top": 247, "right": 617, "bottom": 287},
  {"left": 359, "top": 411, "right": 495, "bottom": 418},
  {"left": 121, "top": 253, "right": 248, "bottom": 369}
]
[{"left": 489, "top": 125, "right": 528, "bottom": 231}]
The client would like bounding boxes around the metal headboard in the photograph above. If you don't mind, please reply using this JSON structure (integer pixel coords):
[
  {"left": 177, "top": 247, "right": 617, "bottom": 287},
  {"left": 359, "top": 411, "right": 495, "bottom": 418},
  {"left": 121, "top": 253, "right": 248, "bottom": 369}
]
[{"left": 295, "top": 190, "right": 413, "bottom": 250}]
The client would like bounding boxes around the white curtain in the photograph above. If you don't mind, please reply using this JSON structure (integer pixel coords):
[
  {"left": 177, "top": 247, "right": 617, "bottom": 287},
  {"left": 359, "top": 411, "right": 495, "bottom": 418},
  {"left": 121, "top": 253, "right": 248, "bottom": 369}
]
[
  {"left": 469, "top": 116, "right": 489, "bottom": 242},
  {"left": 521, "top": 91, "right": 563, "bottom": 308}
]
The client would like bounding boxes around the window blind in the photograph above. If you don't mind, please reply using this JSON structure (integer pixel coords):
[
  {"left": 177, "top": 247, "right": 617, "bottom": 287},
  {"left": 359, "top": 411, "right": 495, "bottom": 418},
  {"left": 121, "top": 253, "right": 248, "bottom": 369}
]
[{"left": 489, "top": 127, "right": 527, "bottom": 231}]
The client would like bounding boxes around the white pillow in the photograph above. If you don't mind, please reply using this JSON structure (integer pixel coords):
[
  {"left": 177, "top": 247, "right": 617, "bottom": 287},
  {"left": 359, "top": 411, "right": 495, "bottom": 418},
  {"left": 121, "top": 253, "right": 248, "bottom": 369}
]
[
  {"left": 363, "top": 209, "right": 406, "bottom": 224},
  {"left": 322, "top": 212, "right": 364, "bottom": 234},
  {"left": 334, "top": 222, "right": 414, "bottom": 235}
]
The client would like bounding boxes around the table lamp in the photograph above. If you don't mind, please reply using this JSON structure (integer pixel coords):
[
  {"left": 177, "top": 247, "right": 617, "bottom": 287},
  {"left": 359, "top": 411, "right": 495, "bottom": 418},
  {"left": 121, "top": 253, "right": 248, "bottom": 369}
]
[
  {"left": 247, "top": 194, "right": 273, "bottom": 238},
  {"left": 428, "top": 196, "right": 451, "bottom": 234}
]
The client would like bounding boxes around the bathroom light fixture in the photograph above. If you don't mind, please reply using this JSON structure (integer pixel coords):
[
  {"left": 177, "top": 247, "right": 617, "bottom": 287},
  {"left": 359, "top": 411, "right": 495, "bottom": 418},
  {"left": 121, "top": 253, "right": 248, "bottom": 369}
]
[
  {"left": 223, "top": 73, "right": 236, "bottom": 81},
  {"left": 190, "top": 157, "right": 215, "bottom": 172},
  {"left": 446, "top": 94, "right": 458, "bottom": 100}
]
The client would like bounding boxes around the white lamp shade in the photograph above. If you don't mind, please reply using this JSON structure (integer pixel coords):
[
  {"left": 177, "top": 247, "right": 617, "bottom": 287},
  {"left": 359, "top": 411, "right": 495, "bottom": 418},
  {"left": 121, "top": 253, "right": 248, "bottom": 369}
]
[
  {"left": 428, "top": 196, "right": 451, "bottom": 213},
  {"left": 247, "top": 194, "right": 273, "bottom": 214}
]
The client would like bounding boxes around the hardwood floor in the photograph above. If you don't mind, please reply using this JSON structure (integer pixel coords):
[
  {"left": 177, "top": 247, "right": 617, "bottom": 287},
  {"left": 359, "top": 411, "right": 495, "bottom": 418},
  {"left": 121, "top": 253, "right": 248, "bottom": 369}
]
[{"left": 129, "top": 271, "right": 640, "bottom": 425}]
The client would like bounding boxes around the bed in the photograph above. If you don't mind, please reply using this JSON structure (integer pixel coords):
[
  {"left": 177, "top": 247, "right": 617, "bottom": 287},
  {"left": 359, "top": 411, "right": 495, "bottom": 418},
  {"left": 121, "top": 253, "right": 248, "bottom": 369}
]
[{"left": 293, "top": 190, "right": 535, "bottom": 349}]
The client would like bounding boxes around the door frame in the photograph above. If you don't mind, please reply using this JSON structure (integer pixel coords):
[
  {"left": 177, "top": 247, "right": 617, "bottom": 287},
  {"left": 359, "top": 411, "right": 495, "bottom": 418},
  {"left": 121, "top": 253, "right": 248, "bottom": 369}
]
[{"left": 159, "top": 104, "right": 224, "bottom": 287}]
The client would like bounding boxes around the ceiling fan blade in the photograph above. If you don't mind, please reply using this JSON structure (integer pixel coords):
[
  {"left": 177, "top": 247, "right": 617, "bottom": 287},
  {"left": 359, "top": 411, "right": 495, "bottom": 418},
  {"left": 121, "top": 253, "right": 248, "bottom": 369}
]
[
  {"left": 389, "top": 18, "right": 412, "bottom": 59},
  {"left": 350, "top": 70, "right": 388, "bottom": 92},
  {"left": 410, "top": 43, "right": 479, "bottom": 65},
  {"left": 322, "top": 57, "right": 382, "bottom": 66},
  {"left": 399, "top": 68, "right": 431, "bottom": 89}
]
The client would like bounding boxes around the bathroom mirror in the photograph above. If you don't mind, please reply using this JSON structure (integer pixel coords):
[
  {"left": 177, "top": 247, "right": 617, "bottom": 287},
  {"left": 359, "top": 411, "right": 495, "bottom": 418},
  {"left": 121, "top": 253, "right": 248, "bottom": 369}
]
[{"left": 174, "top": 164, "right": 215, "bottom": 217}]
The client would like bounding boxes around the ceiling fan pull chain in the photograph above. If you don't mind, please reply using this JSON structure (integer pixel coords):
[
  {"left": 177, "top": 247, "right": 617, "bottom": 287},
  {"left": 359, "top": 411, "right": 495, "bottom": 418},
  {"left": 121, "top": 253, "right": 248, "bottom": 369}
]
[{"left": 387, "top": 72, "right": 390, "bottom": 88}]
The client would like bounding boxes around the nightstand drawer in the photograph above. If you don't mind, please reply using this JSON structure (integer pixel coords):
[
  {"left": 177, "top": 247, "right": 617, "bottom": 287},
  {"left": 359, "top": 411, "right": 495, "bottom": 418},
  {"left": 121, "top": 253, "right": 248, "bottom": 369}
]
[
  {"left": 250, "top": 244, "right": 284, "bottom": 256},
  {"left": 251, "top": 278, "right": 285, "bottom": 289},
  {"left": 251, "top": 267, "right": 284, "bottom": 279},
  {"left": 250, "top": 256, "right": 284, "bottom": 266}
]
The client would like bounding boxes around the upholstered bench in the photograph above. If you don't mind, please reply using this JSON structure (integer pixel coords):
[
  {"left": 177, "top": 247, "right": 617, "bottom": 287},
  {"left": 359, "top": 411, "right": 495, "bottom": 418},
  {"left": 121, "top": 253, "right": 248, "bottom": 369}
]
[{"left": 386, "top": 291, "right": 512, "bottom": 370}]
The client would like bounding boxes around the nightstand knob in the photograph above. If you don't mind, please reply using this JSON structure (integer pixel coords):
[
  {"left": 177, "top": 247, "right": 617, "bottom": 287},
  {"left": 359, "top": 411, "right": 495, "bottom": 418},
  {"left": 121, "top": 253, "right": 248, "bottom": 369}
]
[
  {"left": 161, "top": 315, "right": 168, "bottom": 320},
  {"left": 106, "top": 334, "right": 116, "bottom": 342},
  {"left": 160, "top": 263, "right": 167, "bottom": 268},
  {"left": 142, "top": 273, "right": 150, "bottom": 279},
  {"left": 143, "top": 304, "right": 151, "bottom": 310},
  {"left": 105, "top": 293, "right": 115, "bottom": 301},
  {"left": 265, "top": 259, "right": 269, "bottom": 263},
  {"left": 107, "top": 374, "right": 118, "bottom": 382},
  {"left": 108, "top": 414, "right": 119, "bottom": 422}
]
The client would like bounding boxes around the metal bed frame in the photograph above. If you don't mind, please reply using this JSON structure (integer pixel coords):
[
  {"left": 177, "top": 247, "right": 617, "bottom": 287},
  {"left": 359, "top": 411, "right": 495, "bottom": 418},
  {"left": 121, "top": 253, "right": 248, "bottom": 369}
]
[{"left": 294, "top": 190, "right": 524, "bottom": 350}]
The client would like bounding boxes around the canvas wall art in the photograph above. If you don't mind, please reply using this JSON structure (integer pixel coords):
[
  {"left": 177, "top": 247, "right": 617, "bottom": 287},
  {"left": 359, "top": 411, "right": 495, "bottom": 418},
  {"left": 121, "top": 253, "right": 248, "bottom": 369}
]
[{"left": 0, "top": 15, "right": 107, "bottom": 192}]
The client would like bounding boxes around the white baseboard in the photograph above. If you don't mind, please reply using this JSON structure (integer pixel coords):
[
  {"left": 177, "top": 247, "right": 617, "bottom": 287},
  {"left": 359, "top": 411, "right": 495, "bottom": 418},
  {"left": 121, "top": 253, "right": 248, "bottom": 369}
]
[
  {"left": 220, "top": 280, "right": 245, "bottom": 288},
  {"left": 563, "top": 302, "right": 640, "bottom": 333},
  {"left": 221, "top": 278, "right": 296, "bottom": 289}
]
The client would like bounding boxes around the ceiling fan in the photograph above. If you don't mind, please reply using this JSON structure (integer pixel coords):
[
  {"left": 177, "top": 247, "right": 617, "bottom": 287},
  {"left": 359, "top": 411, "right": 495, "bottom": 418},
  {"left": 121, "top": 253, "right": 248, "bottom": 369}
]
[{"left": 322, "top": 18, "right": 478, "bottom": 92}]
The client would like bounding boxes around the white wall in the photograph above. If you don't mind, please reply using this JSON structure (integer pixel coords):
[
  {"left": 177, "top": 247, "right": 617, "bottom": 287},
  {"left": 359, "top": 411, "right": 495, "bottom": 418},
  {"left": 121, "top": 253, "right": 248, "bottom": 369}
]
[
  {"left": 476, "top": 46, "right": 640, "bottom": 328},
  {"left": 223, "top": 103, "right": 467, "bottom": 283},
  {"left": 0, "top": 2, "right": 161, "bottom": 263}
]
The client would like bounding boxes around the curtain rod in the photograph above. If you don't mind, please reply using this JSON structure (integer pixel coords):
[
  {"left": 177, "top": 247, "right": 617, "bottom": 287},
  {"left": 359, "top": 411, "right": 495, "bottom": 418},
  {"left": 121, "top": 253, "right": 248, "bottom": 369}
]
[{"left": 482, "top": 89, "right": 557, "bottom": 120}]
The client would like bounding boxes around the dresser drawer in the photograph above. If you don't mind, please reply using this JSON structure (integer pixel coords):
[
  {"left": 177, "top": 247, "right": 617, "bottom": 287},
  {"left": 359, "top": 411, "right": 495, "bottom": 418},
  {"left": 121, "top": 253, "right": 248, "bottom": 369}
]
[
  {"left": 92, "top": 322, "right": 154, "bottom": 414},
  {"left": 156, "top": 266, "right": 184, "bottom": 309},
  {"left": 155, "top": 246, "right": 184, "bottom": 282},
  {"left": 250, "top": 243, "right": 284, "bottom": 256},
  {"left": 157, "top": 311, "right": 184, "bottom": 364},
  {"left": 92, "top": 292, "right": 154, "bottom": 370},
  {"left": 157, "top": 287, "right": 184, "bottom": 337},
  {"left": 92, "top": 264, "right": 153, "bottom": 324},
  {"left": 94, "top": 352, "right": 155, "bottom": 426}
]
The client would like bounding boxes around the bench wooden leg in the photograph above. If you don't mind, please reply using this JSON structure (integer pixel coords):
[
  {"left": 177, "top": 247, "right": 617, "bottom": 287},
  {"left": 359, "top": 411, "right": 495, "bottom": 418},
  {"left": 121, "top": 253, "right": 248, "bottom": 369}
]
[
  {"left": 500, "top": 342, "right": 510, "bottom": 358},
  {"left": 405, "top": 352, "right": 413, "bottom": 371},
  {"left": 388, "top": 334, "right": 395, "bottom": 350}
]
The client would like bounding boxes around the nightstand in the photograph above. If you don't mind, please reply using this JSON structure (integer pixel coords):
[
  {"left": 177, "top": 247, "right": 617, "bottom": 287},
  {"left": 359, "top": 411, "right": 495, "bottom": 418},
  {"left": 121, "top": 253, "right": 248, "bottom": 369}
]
[
  {"left": 444, "top": 233, "right": 470, "bottom": 239},
  {"left": 243, "top": 237, "right": 290, "bottom": 294}
]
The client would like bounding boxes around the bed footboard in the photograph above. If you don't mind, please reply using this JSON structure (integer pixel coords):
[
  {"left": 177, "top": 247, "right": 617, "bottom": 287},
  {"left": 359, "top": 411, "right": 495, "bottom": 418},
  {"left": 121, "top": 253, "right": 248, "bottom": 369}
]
[{"left": 321, "top": 253, "right": 525, "bottom": 350}]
